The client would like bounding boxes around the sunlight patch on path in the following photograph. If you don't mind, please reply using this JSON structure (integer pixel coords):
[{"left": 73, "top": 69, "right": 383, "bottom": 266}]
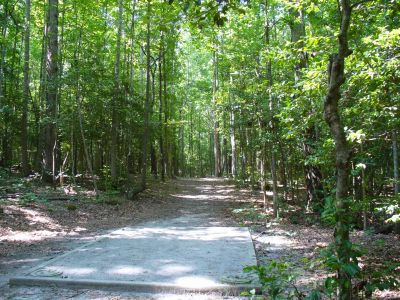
[{"left": 10, "top": 223, "right": 259, "bottom": 294}]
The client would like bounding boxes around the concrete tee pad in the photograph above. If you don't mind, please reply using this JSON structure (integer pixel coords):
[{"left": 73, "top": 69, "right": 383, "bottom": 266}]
[{"left": 9, "top": 225, "right": 260, "bottom": 295}]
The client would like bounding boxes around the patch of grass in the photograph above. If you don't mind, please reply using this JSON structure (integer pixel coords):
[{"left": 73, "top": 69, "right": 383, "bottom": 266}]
[
  {"left": 104, "top": 197, "right": 122, "bottom": 205},
  {"left": 232, "top": 207, "right": 267, "bottom": 223},
  {"left": 373, "top": 239, "right": 386, "bottom": 248},
  {"left": 96, "top": 190, "right": 123, "bottom": 205},
  {"left": 19, "top": 192, "right": 47, "bottom": 207},
  {"left": 66, "top": 203, "right": 78, "bottom": 211}
]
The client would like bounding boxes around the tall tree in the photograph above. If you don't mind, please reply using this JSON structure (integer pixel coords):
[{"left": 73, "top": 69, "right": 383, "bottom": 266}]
[
  {"left": 393, "top": 131, "right": 399, "bottom": 195},
  {"left": 21, "top": 0, "right": 31, "bottom": 175},
  {"left": 323, "top": 0, "right": 353, "bottom": 298},
  {"left": 159, "top": 31, "right": 166, "bottom": 181},
  {"left": 110, "top": 0, "right": 123, "bottom": 185},
  {"left": 229, "top": 73, "right": 237, "bottom": 177},
  {"left": 265, "top": 0, "right": 278, "bottom": 217},
  {"left": 288, "top": 1, "right": 324, "bottom": 209},
  {"left": 140, "top": 0, "right": 151, "bottom": 190},
  {"left": 212, "top": 37, "right": 221, "bottom": 177},
  {"left": 43, "top": 0, "right": 59, "bottom": 183},
  {"left": 0, "top": 1, "right": 8, "bottom": 125}
]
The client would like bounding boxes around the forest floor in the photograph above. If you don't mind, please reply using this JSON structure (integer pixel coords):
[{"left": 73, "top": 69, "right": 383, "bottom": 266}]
[{"left": 0, "top": 176, "right": 399, "bottom": 299}]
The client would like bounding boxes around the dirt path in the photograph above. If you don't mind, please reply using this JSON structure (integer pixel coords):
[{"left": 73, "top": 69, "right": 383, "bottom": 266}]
[
  {"left": 0, "top": 178, "right": 251, "bottom": 299},
  {"left": 2, "top": 178, "right": 399, "bottom": 299}
]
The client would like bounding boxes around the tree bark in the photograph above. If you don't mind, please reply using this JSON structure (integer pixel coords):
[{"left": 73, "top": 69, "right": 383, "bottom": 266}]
[
  {"left": 303, "top": 128, "right": 325, "bottom": 209},
  {"left": 159, "top": 32, "right": 165, "bottom": 181},
  {"left": 73, "top": 28, "right": 98, "bottom": 196},
  {"left": 0, "top": 0, "right": 7, "bottom": 113},
  {"left": 229, "top": 74, "right": 237, "bottom": 177},
  {"left": 2, "top": 19, "right": 19, "bottom": 169},
  {"left": 212, "top": 40, "right": 221, "bottom": 177},
  {"left": 21, "top": 0, "right": 31, "bottom": 175},
  {"left": 162, "top": 33, "right": 170, "bottom": 178},
  {"left": 289, "top": 1, "right": 324, "bottom": 209},
  {"left": 43, "top": 0, "right": 59, "bottom": 184},
  {"left": 393, "top": 130, "right": 399, "bottom": 195},
  {"left": 323, "top": 0, "right": 353, "bottom": 298},
  {"left": 140, "top": 0, "right": 151, "bottom": 190},
  {"left": 265, "top": 0, "right": 278, "bottom": 217},
  {"left": 150, "top": 143, "right": 157, "bottom": 178},
  {"left": 110, "top": 0, "right": 123, "bottom": 185},
  {"left": 35, "top": 8, "right": 48, "bottom": 171},
  {"left": 129, "top": 0, "right": 136, "bottom": 98},
  {"left": 189, "top": 103, "right": 194, "bottom": 177}
]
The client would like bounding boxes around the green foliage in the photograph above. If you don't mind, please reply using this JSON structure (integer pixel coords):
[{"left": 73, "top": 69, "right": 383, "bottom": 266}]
[
  {"left": 66, "top": 203, "right": 78, "bottom": 211},
  {"left": 232, "top": 207, "right": 267, "bottom": 224},
  {"left": 361, "top": 261, "right": 399, "bottom": 296},
  {"left": 244, "top": 261, "right": 304, "bottom": 300},
  {"left": 19, "top": 192, "right": 47, "bottom": 207},
  {"left": 375, "top": 195, "right": 400, "bottom": 225},
  {"left": 99, "top": 166, "right": 115, "bottom": 191},
  {"left": 321, "top": 195, "right": 335, "bottom": 226},
  {"left": 104, "top": 198, "right": 120, "bottom": 205},
  {"left": 319, "top": 242, "right": 363, "bottom": 296},
  {"left": 318, "top": 241, "right": 392, "bottom": 297},
  {"left": 96, "top": 190, "right": 122, "bottom": 205},
  {"left": 0, "top": 168, "right": 10, "bottom": 181}
]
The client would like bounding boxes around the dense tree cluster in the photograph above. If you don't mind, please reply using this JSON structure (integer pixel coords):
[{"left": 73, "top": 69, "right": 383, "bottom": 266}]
[{"left": 0, "top": 0, "right": 399, "bottom": 298}]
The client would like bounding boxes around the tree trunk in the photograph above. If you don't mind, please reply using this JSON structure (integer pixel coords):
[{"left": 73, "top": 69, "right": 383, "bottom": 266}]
[
  {"left": 393, "top": 130, "right": 399, "bottom": 195},
  {"left": 189, "top": 103, "right": 194, "bottom": 177},
  {"left": 140, "top": 0, "right": 151, "bottom": 190},
  {"left": 43, "top": 0, "right": 59, "bottom": 184},
  {"left": 323, "top": 1, "right": 353, "bottom": 298},
  {"left": 289, "top": 1, "right": 324, "bottom": 209},
  {"left": 265, "top": 0, "right": 278, "bottom": 217},
  {"left": 150, "top": 65, "right": 157, "bottom": 179},
  {"left": 2, "top": 23, "right": 19, "bottom": 169},
  {"left": 21, "top": 0, "right": 31, "bottom": 175},
  {"left": 212, "top": 41, "right": 221, "bottom": 177},
  {"left": 162, "top": 35, "right": 170, "bottom": 178},
  {"left": 76, "top": 80, "right": 97, "bottom": 193},
  {"left": 303, "top": 128, "right": 325, "bottom": 209},
  {"left": 271, "top": 149, "right": 279, "bottom": 218},
  {"left": 229, "top": 74, "right": 237, "bottom": 177},
  {"left": 56, "top": 0, "right": 66, "bottom": 185},
  {"left": 0, "top": 0, "right": 7, "bottom": 114},
  {"left": 125, "top": 0, "right": 136, "bottom": 175},
  {"left": 150, "top": 143, "right": 157, "bottom": 178},
  {"left": 129, "top": 0, "right": 136, "bottom": 98},
  {"left": 360, "top": 143, "right": 368, "bottom": 230},
  {"left": 159, "top": 32, "right": 165, "bottom": 181},
  {"left": 74, "top": 30, "right": 98, "bottom": 196},
  {"left": 223, "top": 137, "right": 228, "bottom": 176},
  {"left": 35, "top": 11, "right": 48, "bottom": 171},
  {"left": 110, "top": 0, "right": 123, "bottom": 185}
]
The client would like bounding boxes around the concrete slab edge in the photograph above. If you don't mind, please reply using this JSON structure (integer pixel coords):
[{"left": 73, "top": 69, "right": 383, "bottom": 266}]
[{"left": 9, "top": 276, "right": 262, "bottom": 295}]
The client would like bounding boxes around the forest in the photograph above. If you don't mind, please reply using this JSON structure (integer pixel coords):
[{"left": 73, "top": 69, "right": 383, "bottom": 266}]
[{"left": 0, "top": 0, "right": 399, "bottom": 299}]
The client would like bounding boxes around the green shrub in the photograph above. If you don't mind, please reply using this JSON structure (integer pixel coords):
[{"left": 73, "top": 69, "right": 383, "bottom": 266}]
[
  {"left": 20, "top": 192, "right": 47, "bottom": 206},
  {"left": 243, "top": 261, "right": 304, "bottom": 300}
]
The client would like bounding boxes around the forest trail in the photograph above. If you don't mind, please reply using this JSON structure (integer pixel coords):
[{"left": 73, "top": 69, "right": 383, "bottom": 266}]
[
  {"left": 2, "top": 178, "right": 259, "bottom": 299},
  {"left": 141, "top": 178, "right": 250, "bottom": 227}
]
